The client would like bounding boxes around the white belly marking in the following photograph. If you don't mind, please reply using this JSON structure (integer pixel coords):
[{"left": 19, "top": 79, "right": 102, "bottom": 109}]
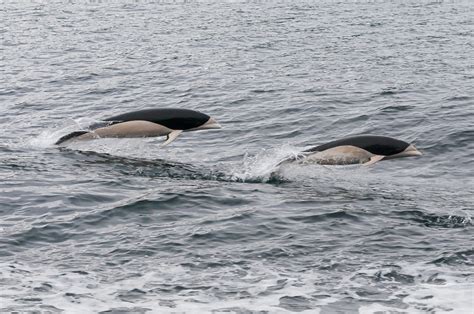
[
  {"left": 77, "top": 120, "right": 173, "bottom": 139},
  {"left": 303, "top": 145, "right": 374, "bottom": 165}
]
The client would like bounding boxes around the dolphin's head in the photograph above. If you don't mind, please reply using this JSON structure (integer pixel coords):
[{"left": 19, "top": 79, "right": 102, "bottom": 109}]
[
  {"left": 383, "top": 143, "right": 422, "bottom": 159},
  {"left": 192, "top": 116, "right": 222, "bottom": 130}
]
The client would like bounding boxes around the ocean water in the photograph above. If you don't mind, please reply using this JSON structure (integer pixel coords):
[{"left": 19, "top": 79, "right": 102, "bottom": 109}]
[{"left": 1, "top": 1, "right": 473, "bottom": 313}]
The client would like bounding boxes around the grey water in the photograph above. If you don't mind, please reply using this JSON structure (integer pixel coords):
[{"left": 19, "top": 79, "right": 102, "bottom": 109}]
[{"left": 1, "top": 1, "right": 473, "bottom": 313}]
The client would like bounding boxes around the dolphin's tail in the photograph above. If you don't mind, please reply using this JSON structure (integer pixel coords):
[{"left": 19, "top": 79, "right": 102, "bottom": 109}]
[
  {"left": 55, "top": 131, "right": 89, "bottom": 145},
  {"left": 55, "top": 121, "right": 113, "bottom": 145}
]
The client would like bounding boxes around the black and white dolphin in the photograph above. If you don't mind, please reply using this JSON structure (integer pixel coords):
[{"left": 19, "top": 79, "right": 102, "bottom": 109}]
[
  {"left": 280, "top": 135, "right": 422, "bottom": 166},
  {"left": 55, "top": 108, "right": 221, "bottom": 146}
]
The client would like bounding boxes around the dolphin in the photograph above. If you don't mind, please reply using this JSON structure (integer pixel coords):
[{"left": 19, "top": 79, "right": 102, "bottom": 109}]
[
  {"left": 55, "top": 108, "right": 221, "bottom": 146},
  {"left": 279, "top": 135, "right": 422, "bottom": 166}
]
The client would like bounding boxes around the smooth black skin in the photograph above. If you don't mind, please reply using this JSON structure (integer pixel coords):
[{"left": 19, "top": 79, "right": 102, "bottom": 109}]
[
  {"left": 104, "top": 108, "right": 210, "bottom": 130},
  {"left": 55, "top": 131, "right": 89, "bottom": 145},
  {"left": 55, "top": 108, "right": 211, "bottom": 145},
  {"left": 304, "top": 135, "right": 410, "bottom": 156}
]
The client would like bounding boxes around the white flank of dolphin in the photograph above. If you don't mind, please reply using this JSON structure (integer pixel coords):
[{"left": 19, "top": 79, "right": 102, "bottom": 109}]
[
  {"left": 75, "top": 120, "right": 174, "bottom": 141},
  {"left": 302, "top": 145, "right": 375, "bottom": 165}
]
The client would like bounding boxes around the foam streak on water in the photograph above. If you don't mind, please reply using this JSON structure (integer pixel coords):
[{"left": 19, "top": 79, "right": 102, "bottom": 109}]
[{"left": 1, "top": 1, "right": 473, "bottom": 313}]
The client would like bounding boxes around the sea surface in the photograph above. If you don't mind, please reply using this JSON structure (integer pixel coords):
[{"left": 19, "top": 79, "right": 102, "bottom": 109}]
[{"left": 1, "top": 1, "right": 473, "bottom": 313}]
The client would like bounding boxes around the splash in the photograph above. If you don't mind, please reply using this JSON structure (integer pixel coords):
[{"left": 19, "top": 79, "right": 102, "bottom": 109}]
[
  {"left": 229, "top": 144, "right": 304, "bottom": 183},
  {"left": 27, "top": 118, "right": 99, "bottom": 148},
  {"left": 227, "top": 144, "right": 374, "bottom": 184}
]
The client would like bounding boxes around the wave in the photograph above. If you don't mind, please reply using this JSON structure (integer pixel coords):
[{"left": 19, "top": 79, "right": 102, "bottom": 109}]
[
  {"left": 431, "top": 249, "right": 474, "bottom": 266},
  {"left": 396, "top": 210, "right": 472, "bottom": 229}
]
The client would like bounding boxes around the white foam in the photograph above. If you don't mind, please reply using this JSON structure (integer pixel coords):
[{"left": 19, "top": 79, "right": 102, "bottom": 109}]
[
  {"left": 359, "top": 282, "right": 474, "bottom": 314},
  {"left": 229, "top": 144, "right": 304, "bottom": 182},
  {"left": 355, "top": 261, "right": 474, "bottom": 314},
  {"left": 0, "top": 260, "right": 334, "bottom": 313},
  {"left": 403, "top": 282, "right": 473, "bottom": 314},
  {"left": 1, "top": 257, "right": 472, "bottom": 313}
]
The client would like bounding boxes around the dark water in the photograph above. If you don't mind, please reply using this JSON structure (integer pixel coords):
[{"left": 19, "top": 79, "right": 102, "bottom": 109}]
[{"left": 1, "top": 1, "right": 473, "bottom": 313}]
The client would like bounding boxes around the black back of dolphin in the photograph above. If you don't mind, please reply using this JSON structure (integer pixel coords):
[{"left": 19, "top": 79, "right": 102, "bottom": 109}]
[
  {"left": 55, "top": 108, "right": 211, "bottom": 145},
  {"left": 104, "top": 108, "right": 210, "bottom": 130},
  {"left": 304, "top": 135, "right": 410, "bottom": 156}
]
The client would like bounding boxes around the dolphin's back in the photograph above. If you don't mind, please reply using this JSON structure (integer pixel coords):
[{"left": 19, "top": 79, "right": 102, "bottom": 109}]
[
  {"left": 105, "top": 109, "right": 210, "bottom": 130},
  {"left": 304, "top": 135, "right": 409, "bottom": 156}
]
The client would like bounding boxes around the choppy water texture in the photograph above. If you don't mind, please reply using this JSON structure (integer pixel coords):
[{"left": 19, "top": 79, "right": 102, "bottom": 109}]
[{"left": 1, "top": 1, "right": 473, "bottom": 313}]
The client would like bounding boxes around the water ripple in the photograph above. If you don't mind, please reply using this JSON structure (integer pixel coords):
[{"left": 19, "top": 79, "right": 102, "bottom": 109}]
[{"left": 1, "top": 1, "right": 473, "bottom": 312}]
